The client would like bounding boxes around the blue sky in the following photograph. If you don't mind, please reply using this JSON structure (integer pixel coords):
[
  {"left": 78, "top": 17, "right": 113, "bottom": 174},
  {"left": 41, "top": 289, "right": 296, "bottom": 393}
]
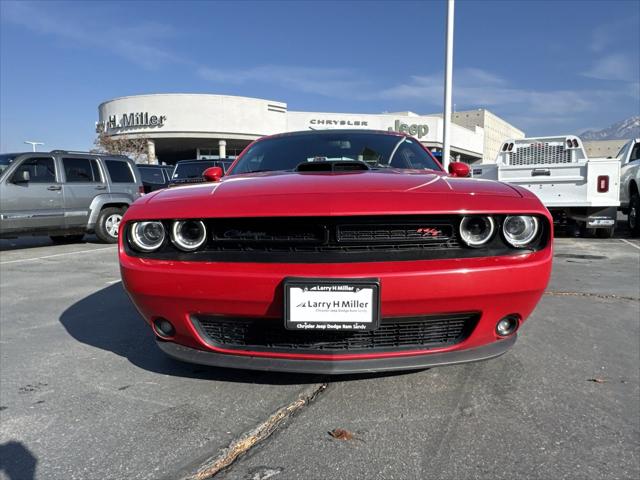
[{"left": 1, "top": 0, "right": 639, "bottom": 152}]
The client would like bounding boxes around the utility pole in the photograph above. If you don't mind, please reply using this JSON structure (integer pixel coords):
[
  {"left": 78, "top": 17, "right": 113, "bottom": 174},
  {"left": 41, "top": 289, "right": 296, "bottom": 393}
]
[
  {"left": 24, "top": 141, "right": 44, "bottom": 152},
  {"left": 442, "top": 0, "right": 455, "bottom": 171}
]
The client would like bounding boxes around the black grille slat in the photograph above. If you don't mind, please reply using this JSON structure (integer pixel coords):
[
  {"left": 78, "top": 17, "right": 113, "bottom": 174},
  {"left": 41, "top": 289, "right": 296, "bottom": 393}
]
[
  {"left": 337, "top": 224, "right": 453, "bottom": 243},
  {"left": 193, "top": 313, "right": 479, "bottom": 354}
]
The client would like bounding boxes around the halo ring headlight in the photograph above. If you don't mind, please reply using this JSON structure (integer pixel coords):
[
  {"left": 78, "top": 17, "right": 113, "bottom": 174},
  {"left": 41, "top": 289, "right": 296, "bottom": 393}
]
[
  {"left": 171, "top": 220, "right": 207, "bottom": 251},
  {"left": 503, "top": 216, "right": 539, "bottom": 247},
  {"left": 459, "top": 216, "right": 496, "bottom": 247},
  {"left": 130, "top": 221, "right": 165, "bottom": 252}
]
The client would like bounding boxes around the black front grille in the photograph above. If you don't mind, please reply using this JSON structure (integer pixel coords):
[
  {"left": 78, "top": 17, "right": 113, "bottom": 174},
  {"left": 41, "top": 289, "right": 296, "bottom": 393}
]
[
  {"left": 124, "top": 215, "right": 547, "bottom": 262},
  {"left": 209, "top": 217, "right": 457, "bottom": 249},
  {"left": 192, "top": 313, "right": 480, "bottom": 354}
]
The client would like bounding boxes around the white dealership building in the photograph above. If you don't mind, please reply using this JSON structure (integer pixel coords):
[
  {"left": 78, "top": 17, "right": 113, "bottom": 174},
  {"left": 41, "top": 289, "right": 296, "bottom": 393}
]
[{"left": 97, "top": 94, "right": 525, "bottom": 165}]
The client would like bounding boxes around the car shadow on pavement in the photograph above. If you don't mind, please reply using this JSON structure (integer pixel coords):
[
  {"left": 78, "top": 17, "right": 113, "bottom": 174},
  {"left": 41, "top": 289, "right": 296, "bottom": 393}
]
[
  {"left": 0, "top": 235, "right": 104, "bottom": 252},
  {"left": 58, "top": 283, "right": 412, "bottom": 385},
  {"left": 0, "top": 441, "right": 37, "bottom": 480}
]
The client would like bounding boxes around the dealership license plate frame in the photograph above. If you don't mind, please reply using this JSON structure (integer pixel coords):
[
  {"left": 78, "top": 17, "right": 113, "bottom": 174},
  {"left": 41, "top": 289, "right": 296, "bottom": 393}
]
[{"left": 284, "top": 277, "right": 381, "bottom": 332}]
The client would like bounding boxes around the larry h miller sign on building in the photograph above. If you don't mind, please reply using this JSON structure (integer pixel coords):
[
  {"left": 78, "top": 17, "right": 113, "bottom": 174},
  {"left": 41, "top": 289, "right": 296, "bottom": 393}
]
[{"left": 96, "top": 112, "right": 167, "bottom": 133}]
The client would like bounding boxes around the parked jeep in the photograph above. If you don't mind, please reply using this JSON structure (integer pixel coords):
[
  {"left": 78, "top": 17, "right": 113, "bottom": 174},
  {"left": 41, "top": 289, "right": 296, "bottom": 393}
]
[
  {"left": 617, "top": 138, "right": 640, "bottom": 236},
  {"left": 0, "top": 150, "right": 143, "bottom": 243}
]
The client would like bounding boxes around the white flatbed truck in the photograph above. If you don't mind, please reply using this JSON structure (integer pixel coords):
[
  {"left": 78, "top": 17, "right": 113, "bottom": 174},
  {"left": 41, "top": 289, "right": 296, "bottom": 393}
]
[{"left": 471, "top": 135, "right": 621, "bottom": 237}]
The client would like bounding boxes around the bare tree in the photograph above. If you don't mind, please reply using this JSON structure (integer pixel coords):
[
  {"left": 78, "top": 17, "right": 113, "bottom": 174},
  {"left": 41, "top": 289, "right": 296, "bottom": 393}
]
[{"left": 93, "top": 131, "right": 150, "bottom": 163}]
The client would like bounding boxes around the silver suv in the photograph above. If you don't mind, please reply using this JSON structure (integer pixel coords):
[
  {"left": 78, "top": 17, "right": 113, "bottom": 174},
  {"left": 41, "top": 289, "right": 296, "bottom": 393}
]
[{"left": 0, "top": 150, "right": 143, "bottom": 243}]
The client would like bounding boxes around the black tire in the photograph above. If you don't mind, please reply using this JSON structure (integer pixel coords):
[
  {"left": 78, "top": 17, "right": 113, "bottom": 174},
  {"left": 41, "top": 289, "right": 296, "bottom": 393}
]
[
  {"left": 95, "top": 206, "right": 126, "bottom": 243},
  {"left": 50, "top": 234, "right": 85, "bottom": 244},
  {"left": 629, "top": 193, "right": 640, "bottom": 238},
  {"left": 596, "top": 226, "right": 615, "bottom": 238}
]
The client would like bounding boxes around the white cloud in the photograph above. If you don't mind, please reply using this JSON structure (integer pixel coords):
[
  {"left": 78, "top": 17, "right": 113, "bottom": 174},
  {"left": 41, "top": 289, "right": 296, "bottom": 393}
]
[
  {"left": 1, "top": 2, "right": 184, "bottom": 70},
  {"left": 378, "top": 69, "right": 596, "bottom": 115},
  {"left": 582, "top": 53, "right": 639, "bottom": 82},
  {"left": 376, "top": 67, "right": 640, "bottom": 134},
  {"left": 198, "top": 65, "right": 371, "bottom": 99}
]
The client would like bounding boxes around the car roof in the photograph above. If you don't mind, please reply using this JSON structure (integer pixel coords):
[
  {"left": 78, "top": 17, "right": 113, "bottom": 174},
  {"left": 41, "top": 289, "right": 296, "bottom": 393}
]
[{"left": 1, "top": 151, "right": 133, "bottom": 158}]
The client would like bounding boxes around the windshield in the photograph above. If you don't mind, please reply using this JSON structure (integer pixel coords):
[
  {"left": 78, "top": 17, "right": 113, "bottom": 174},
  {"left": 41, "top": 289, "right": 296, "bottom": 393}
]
[
  {"left": 0, "top": 154, "right": 18, "bottom": 176},
  {"left": 138, "top": 166, "right": 168, "bottom": 185},
  {"left": 172, "top": 161, "right": 219, "bottom": 180},
  {"left": 229, "top": 132, "right": 442, "bottom": 175},
  {"left": 615, "top": 141, "right": 633, "bottom": 160},
  {"left": 172, "top": 160, "right": 234, "bottom": 180}
]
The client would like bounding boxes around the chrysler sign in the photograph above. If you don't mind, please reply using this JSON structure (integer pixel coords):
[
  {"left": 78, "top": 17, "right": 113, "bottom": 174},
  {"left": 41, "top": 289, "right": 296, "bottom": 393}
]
[{"left": 96, "top": 112, "right": 167, "bottom": 133}]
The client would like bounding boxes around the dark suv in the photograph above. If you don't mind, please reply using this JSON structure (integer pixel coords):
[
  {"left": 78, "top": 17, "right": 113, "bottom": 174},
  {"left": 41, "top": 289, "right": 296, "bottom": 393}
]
[
  {"left": 169, "top": 159, "right": 234, "bottom": 186},
  {"left": 137, "top": 164, "right": 174, "bottom": 193},
  {"left": 0, "top": 150, "right": 143, "bottom": 243}
]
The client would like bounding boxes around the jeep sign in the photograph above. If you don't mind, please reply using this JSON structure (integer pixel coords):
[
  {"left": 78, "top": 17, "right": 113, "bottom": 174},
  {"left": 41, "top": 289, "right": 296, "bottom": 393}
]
[{"left": 388, "top": 120, "right": 429, "bottom": 138}]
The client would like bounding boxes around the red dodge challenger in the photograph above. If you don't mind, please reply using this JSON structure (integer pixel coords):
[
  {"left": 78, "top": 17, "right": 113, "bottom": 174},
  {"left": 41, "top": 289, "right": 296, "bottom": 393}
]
[{"left": 119, "top": 130, "right": 552, "bottom": 374}]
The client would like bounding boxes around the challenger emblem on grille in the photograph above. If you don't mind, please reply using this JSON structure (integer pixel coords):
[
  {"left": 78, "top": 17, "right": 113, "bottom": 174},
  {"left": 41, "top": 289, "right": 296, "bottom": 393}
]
[{"left": 416, "top": 227, "right": 442, "bottom": 237}]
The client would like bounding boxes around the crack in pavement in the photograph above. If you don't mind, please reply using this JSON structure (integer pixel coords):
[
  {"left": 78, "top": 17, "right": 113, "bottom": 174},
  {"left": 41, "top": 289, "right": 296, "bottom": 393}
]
[
  {"left": 545, "top": 291, "right": 639, "bottom": 302},
  {"left": 184, "top": 383, "right": 328, "bottom": 479}
]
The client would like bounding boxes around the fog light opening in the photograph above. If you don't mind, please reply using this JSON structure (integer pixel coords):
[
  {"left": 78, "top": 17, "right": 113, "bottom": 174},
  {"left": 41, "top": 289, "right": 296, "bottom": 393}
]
[
  {"left": 153, "top": 318, "right": 175, "bottom": 339},
  {"left": 496, "top": 315, "right": 520, "bottom": 337}
]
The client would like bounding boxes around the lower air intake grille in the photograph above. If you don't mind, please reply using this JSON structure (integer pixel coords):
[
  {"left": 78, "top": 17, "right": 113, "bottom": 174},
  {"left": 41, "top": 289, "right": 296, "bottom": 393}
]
[{"left": 192, "top": 313, "right": 480, "bottom": 354}]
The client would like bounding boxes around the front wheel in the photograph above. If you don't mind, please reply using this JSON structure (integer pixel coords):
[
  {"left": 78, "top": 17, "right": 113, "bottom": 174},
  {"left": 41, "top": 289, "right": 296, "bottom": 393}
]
[
  {"left": 95, "top": 207, "right": 125, "bottom": 243},
  {"left": 628, "top": 194, "right": 640, "bottom": 237}
]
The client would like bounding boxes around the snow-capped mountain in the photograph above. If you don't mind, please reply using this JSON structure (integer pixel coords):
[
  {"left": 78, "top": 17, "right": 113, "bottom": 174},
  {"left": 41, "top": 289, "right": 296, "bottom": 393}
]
[{"left": 580, "top": 116, "right": 640, "bottom": 141}]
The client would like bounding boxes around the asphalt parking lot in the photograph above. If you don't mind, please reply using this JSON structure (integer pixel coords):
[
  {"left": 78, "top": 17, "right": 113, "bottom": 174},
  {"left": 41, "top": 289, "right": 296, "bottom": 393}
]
[{"left": 0, "top": 229, "right": 638, "bottom": 480}]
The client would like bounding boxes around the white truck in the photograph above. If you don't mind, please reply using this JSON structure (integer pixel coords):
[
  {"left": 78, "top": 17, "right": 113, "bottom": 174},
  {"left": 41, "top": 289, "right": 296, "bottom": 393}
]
[
  {"left": 616, "top": 138, "right": 640, "bottom": 236},
  {"left": 471, "top": 135, "right": 620, "bottom": 238}
]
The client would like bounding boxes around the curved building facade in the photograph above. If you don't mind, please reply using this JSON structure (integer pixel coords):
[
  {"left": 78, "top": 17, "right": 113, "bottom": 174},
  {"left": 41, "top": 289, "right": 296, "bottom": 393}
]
[{"left": 97, "top": 94, "right": 523, "bottom": 164}]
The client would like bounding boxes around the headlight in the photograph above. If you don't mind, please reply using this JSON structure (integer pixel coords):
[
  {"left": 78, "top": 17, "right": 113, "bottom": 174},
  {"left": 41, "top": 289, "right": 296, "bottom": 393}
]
[
  {"left": 503, "top": 216, "right": 539, "bottom": 247},
  {"left": 459, "top": 216, "right": 495, "bottom": 247},
  {"left": 129, "top": 221, "right": 165, "bottom": 252},
  {"left": 171, "top": 220, "right": 207, "bottom": 251}
]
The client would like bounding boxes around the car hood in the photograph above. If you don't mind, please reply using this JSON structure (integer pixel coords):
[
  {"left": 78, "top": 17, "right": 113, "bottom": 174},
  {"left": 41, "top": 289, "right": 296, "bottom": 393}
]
[{"left": 130, "top": 170, "right": 536, "bottom": 219}]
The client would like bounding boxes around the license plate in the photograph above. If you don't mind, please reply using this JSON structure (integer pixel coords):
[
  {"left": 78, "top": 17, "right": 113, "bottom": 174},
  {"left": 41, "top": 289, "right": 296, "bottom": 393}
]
[{"left": 284, "top": 278, "right": 380, "bottom": 331}]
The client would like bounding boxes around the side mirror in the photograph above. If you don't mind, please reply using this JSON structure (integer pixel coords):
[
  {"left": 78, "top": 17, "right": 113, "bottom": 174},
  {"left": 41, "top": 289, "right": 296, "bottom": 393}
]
[
  {"left": 448, "top": 162, "right": 470, "bottom": 178},
  {"left": 13, "top": 170, "right": 30, "bottom": 183},
  {"left": 203, "top": 166, "right": 223, "bottom": 182}
]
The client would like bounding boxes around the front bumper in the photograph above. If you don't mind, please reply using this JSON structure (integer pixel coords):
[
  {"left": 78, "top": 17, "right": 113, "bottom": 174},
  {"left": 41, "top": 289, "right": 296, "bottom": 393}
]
[
  {"left": 157, "top": 334, "right": 517, "bottom": 374},
  {"left": 120, "top": 244, "right": 551, "bottom": 372}
]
